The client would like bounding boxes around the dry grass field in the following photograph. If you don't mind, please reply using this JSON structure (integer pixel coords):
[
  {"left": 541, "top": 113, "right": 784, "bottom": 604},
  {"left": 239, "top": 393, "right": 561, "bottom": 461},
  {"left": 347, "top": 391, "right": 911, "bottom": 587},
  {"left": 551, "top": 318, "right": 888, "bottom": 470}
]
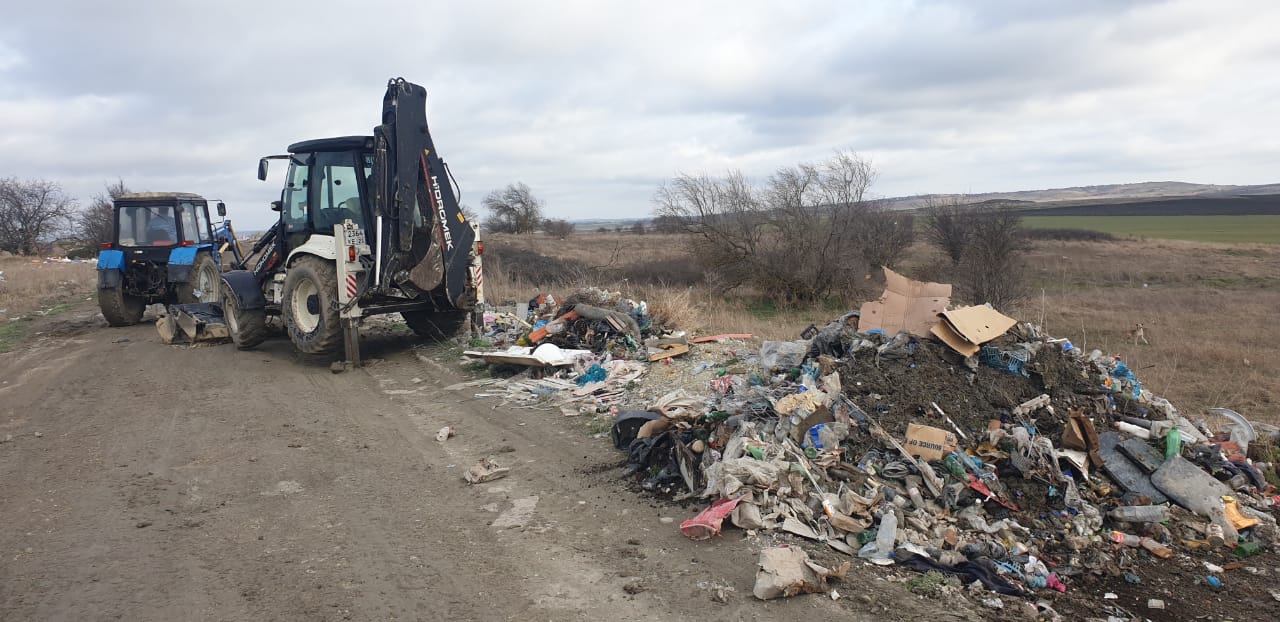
[
  {"left": 0, "top": 256, "right": 95, "bottom": 351},
  {"left": 486, "top": 232, "right": 1280, "bottom": 424}
]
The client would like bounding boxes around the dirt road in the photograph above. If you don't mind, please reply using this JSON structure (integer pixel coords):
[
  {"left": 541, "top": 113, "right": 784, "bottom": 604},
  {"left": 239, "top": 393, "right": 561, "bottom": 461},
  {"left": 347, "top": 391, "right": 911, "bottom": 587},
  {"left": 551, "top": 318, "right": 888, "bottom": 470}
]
[{"left": 0, "top": 307, "right": 972, "bottom": 622}]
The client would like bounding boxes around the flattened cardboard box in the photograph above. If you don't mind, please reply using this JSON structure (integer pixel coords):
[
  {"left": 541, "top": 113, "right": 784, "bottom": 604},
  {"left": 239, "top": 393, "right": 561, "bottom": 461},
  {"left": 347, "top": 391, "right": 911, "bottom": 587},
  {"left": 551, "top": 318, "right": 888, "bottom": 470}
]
[
  {"left": 930, "top": 305, "right": 1018, "bottom": 357},
  {"left": 857, "top": 267, "right": 952, "bottom": 336},
  {"left": 903, "top": 423, "right": 958, "bottom": 461}
]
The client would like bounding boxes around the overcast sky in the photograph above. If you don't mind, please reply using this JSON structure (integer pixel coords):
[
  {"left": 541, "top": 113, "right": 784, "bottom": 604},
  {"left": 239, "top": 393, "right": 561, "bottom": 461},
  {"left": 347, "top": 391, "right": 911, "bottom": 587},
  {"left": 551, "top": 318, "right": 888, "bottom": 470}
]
[{"left": 1, "top": 0, "right": 1277, "bottom": 230}]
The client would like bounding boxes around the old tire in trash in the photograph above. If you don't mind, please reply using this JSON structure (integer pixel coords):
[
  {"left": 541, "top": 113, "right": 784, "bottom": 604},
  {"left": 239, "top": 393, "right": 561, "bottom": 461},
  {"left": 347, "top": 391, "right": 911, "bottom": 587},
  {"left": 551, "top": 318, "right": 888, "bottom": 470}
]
[
  {"left": 98, "top": 286, "right": 145, "bottom": 326},
  {"left": 176, "top": 252, "right": 221, "bottom": 304},
  {"left": 283, "top": 256, "right": 342, "bottom": 355},
  {"left": 402, "top": 309, "right": 467, "bottom": 342},
  {"left": 222, "top": 285, "right": 268, "bottom": 350}
]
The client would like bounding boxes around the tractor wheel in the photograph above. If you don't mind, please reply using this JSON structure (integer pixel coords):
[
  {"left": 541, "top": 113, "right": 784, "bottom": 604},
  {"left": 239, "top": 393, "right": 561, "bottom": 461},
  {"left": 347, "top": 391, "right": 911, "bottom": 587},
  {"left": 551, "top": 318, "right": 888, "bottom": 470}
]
[
  {"left": 222, "top": 285, "right": 268, "bottom": 350},
  {"left": 402, "top": 309, "right": 468, "bottom": 342},
  {"left": 176, "top": 253, "right": 221, "bottom": 304},
  {"left": 282, "top": 256, "right": 342, "bottom": 355},
  {"left": 98, "top": 286, "right": 145, "bottom": 326}
]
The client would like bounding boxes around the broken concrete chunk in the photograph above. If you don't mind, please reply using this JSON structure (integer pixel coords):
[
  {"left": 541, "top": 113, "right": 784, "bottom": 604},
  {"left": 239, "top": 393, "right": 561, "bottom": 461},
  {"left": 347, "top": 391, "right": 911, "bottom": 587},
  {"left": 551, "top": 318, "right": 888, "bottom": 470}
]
[
  {"left": 1097, "top": 432, "right": 1169, "bottom": 504},
  {"left": 1117, "top": 437, "right": 1165, "bottom": 474},
  {"left": 753, "top": 546, "right": 849, "bottom": 600},
  {"left": 1150, "top": 455, "right": 1232, "bottom": 518}
]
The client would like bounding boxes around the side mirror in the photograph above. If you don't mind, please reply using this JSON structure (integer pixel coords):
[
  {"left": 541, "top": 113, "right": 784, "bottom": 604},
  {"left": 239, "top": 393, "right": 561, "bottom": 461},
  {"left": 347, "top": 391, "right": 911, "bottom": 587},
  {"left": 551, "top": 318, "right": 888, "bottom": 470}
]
[
  {"left": 216, "top": 202, "right": 227, "bottom": 217},
  {"left": 271, "top": 200, "right": 283, "bottom": 212},
  {"left": 258, "top": 158, "right": 270, "bottom": 181}
]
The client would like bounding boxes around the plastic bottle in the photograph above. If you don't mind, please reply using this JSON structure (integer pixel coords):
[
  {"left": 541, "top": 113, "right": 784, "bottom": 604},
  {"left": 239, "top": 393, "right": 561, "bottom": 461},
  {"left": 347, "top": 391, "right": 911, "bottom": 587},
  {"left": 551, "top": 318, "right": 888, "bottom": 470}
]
[
  {"left": 1108, "top": 505, "right": 1171, "bottom": 523},
  {"left": 874, "top": 509, "right": 897, "bottom": 559},
  {"left": 1165, "top": 428, "right": 1182, "bottom": 459},
  {"left": 1140, "top": 537, "right": 1174, "bottom": 559},
  {"left": 908, "top": 486, "right": 927, "bottom": 511},
  {"left": 1208, "top": 506, "right": 1240, "bottom": 547},
  {"left": 1111, "top": 531, "right": 1141, "bottom": 547}
]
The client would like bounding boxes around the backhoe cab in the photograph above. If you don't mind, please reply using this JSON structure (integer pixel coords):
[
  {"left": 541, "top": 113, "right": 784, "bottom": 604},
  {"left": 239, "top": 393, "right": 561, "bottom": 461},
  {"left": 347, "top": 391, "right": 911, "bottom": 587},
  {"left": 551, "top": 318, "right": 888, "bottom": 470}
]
[{"left": 219, "top": 78, "right": 484, "bottom": 363}]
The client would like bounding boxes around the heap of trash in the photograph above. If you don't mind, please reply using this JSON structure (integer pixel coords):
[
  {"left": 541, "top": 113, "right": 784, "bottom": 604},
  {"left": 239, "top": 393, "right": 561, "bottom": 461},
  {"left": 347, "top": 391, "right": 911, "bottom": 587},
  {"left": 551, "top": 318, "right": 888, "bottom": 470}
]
[{"left": 461, "top": 272, "right": 1280, "bottom": 615}]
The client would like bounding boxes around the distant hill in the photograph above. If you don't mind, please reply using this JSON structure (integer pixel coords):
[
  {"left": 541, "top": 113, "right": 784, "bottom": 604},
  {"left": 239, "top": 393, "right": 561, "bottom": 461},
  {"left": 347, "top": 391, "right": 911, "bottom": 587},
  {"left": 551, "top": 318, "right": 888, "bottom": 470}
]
[
  {"left": 885, "top": 181, "right": 1280, "bottom": 216},
  {"left": 889, "top": 181, "right": 1280, "bottom": 206}
]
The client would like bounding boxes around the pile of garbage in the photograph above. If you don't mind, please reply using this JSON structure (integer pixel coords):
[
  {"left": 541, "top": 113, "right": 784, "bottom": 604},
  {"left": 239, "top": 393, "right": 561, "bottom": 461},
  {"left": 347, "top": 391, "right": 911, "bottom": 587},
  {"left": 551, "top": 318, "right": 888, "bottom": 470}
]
[{"left": 461, "top": 275, "right": 1280, "bottom": 615}]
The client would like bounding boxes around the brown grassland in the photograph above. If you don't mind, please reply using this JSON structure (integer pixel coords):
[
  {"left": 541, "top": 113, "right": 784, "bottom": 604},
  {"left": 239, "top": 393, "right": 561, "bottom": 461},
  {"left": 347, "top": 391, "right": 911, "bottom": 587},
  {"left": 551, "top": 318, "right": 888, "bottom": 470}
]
[{"left": 486, "top": 232, "right": 1280, "bottom": 424}]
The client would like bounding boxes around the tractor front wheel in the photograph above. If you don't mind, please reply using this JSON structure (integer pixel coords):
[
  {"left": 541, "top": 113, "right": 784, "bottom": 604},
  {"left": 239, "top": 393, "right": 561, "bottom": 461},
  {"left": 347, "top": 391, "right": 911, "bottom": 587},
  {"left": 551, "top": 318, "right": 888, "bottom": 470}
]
[
  {"left": 402, "top": 309, "right": 468, "bottom": 342},
  {"left": 222, "top": 285, "right": 268, "bottom": 350},
  {"left": 98, "top": 286, "right": 145, "bottom": 326},
  {"left": 177, "top": 252, "right": 221, "bottom": 304},
  {"left": 283, "top": 256, "right": 342, "bottom": 355}
]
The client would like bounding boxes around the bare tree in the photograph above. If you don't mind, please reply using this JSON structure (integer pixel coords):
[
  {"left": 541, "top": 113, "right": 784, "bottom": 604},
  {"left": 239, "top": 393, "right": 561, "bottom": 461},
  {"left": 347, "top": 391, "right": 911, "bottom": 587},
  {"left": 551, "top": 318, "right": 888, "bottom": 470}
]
[
  {"left": 75, "top": 179, "right": 130, "bottom": 246},
  {"left": 482, "top": 182, "right": 544, "bottom": 234},
  {"left": 542, "top": 218, "right": 575, "bottom": 239},
  {"left": 959, "top": 205, "right": 1028, "bottom": 308},
  {"left": 0, "top": 177, "right": 78, "bottom": 255},
  {"left": 654, "top": 151, "right": 880, "bottom": 304},
  {"left": 922, "top": 195, "right": 976, "bottom": 265},
  {"left": 629, "top": 221, "right": 647, "bottom": 235}
]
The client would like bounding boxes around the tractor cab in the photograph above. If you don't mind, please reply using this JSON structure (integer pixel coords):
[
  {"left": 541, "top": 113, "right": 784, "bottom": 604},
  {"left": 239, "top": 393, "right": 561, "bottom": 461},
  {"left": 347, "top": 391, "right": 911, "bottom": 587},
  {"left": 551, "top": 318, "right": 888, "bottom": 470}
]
[
  {"left": 113, "top": 192, "right": 218, "bottom": 253},
  {"left": 97, "top": 192, "right": 228, "bottom": 326}
]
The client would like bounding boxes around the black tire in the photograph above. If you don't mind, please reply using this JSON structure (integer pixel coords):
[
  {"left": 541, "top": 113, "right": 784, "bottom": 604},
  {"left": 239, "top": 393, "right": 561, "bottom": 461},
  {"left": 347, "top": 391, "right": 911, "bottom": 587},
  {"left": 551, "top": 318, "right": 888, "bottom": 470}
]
[
  {"left": 222, "top": 285, "right": 268, "bottom": 350},
  {"left": 402, "top": 309, "right": 468, "bottom": 342},
  {"left": 176, "top": 252, "right": 221, "bottom": 304},
  {"left": 282, "top": 256, "right": 342, "bottom": 355},
  {"left": 98, "top": 286, "right": 145, "bottom": 326}
]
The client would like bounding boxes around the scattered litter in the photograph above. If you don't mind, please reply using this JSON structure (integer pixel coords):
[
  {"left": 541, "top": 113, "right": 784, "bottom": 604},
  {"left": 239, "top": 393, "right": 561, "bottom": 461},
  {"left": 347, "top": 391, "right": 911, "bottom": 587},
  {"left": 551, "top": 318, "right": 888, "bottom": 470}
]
[
  {"left": 464, "top": 457, "right": 510, "bottom": 484},
  {"left": 752, "top": 546, "right": 849, "bottom": 600}
]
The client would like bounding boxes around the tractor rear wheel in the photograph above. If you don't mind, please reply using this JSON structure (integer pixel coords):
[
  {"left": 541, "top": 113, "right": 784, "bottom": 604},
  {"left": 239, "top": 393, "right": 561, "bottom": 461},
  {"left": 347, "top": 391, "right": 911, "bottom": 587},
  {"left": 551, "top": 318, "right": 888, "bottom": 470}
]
[
  {"left": 402, "top": 309, "right": 468, "bottom": 342},
  {"left": 177, "top": 252, "right": 221, "bottom": 304},
  {"left": 98, "top": 286, "right": 145, "bottom": 326},
  {"left": 222, "top": 285, "right": 268, "bottom": 350},
  {"left": 283, "top": 256, "right": 342, "bottom": 355}
]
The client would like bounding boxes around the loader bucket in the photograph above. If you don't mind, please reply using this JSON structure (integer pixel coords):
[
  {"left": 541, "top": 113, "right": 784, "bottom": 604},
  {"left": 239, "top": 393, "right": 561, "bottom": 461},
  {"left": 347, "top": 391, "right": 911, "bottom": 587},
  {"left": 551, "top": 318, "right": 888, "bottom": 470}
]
[{"left": 157, "top": 302, "right": 230, "bottom": 345}]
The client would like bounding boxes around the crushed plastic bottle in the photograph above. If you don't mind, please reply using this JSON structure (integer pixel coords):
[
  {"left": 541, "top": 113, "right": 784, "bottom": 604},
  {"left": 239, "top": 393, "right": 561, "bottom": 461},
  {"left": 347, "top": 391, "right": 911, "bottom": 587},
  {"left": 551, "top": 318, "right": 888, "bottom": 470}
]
[
  {"left": 1109, "top": 505, "right": 1171, "bottom": 523},
  {"left": 858, "top": 510, "right": 897, "bottom": 564}
]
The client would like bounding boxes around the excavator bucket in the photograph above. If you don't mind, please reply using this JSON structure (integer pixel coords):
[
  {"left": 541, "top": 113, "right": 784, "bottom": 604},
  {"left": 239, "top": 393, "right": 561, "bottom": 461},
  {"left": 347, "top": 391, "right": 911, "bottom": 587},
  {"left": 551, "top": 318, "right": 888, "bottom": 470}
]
[{"left": 156, "top": 303, "right": 230, "bottom": 345}]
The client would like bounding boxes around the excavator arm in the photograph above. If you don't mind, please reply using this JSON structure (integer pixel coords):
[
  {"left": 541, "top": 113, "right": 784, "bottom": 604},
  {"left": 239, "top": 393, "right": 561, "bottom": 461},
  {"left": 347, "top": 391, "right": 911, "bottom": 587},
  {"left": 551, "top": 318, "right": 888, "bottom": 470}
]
[{"left": 371, "top": 78, "right": 477, "bottom": 308}]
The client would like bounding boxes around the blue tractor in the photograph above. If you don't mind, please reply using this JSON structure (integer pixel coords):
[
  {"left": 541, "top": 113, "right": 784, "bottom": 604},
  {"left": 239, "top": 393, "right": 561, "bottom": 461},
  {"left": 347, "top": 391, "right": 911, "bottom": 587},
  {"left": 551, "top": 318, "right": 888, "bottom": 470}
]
[{"left": 96, "top": 192, "right": 243, "bottom": 326}]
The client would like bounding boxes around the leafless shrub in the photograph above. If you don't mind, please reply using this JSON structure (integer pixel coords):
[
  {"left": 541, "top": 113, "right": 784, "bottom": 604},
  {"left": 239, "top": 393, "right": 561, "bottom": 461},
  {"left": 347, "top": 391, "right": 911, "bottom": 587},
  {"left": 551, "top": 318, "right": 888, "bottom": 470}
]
[
  {"left": 653, "top": 151, "right": 889, "bottom": 304},
  {"left": 629, "top": 221, "right": 647, "bottom": 235},
  {"left": 542, "top": 218, "right": 576, "bottom": 239},
  {"left": 958, "top": 205, "right": 1029, "bottom": 308},
  {"left": 0, "top": 178, "right": 78, "bottom": 255},
  {"left": 74, "top": 179, "right": 129, "bottom": 247},
  {"left": 922, "top": 195, "right": 975, "bottom": 265}
]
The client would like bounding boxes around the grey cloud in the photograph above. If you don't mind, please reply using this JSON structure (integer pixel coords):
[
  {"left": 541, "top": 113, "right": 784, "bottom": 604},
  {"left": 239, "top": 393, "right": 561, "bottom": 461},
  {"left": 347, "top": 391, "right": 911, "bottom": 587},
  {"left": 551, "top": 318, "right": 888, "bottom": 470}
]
[{"left": 0, "top": 0, "right": 1277, "bottom": 230}]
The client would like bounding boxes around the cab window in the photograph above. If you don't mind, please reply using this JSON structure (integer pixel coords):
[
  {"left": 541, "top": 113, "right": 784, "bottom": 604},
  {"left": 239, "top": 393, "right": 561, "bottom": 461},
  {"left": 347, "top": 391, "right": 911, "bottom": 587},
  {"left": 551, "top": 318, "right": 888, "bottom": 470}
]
[
  {"left": 283, "top": 162, "right": 310, "bottom": 233},
  {"left": 177, "top": 202, "right": 200, "bottom": 244},
  {"left": 193, "top": 205, "right": 212, "bottom": 242},
  {"left": 313, "top": 151, "right": 365, "bottom": 232},
  {"left": 117, "top": 205, "right": 178, "bottom": 247}
]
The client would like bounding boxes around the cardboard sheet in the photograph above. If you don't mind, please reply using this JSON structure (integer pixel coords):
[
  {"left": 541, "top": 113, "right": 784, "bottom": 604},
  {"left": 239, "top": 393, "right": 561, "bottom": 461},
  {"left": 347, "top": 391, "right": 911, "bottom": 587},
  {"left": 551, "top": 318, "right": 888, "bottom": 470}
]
[
  {"left": 930, "top": 305, "right": 1018, "bottom": 357},
  {"left": 857, "top": 268, "right": 952, "bottom": 336},
  {"left": 903, "top": 423, "right": 958, "bottom": 461}
]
